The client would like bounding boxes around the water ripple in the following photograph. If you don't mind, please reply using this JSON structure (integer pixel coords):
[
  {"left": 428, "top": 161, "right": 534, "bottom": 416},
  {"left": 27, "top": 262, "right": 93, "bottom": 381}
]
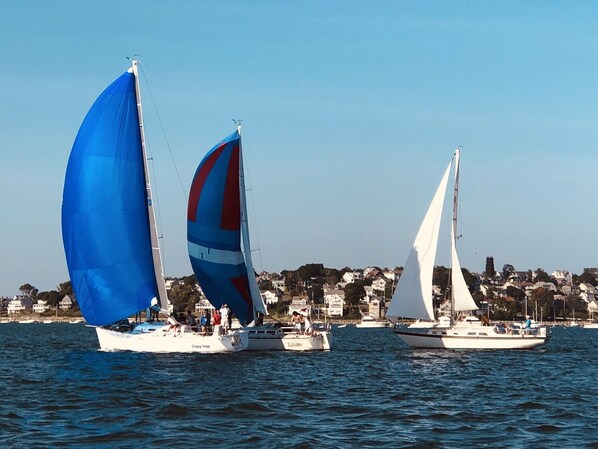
[{"left": 1, "top": 324, "right": 598, "bottom": 447}]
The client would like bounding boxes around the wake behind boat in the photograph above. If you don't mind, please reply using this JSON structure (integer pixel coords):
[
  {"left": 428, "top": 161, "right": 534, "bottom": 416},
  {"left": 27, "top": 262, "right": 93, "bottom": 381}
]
[
  {"left": 387, "top": 149, "right": 548, "bottom": 350},
  {"left": 62, "top": 61, "right": 246, "bottom": 353},
  {"left": 186, "top": 127, "right": 331, "bottom": 351}
]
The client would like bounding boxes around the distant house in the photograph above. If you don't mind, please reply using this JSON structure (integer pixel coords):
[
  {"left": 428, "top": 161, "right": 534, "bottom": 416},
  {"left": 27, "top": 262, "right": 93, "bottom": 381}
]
[
  {"left": 383, "top": 269, "right": 399, "bottom": 283},
  {"left": 324, "top": 289, "right": 345, "bottom": 317},
  {"left": 7, "top": 295, "right": 33, "bottom": 315},
  {"left": 531, "top": 282, "right": 556, "bottom": 292},
  {"left": 59, "top": 295, "right": 73, "bottom": 310},
  {"left": 261, "top": 290, "right": 280, "bottom": 305},
  {"left": 588, "top": 300, "right": 598, "bottom": 319},
  {"left": 342, "top": 271, "right": 362, "bottom": 284},
  {"left": 164, "top": 279, "right": 178, "bottom": 290},
  {"left": 271, "top": 279, "right": 286, "bottom": 291},
  {"left": 579, "top": 283, "right": 595, "bottom": 303},
  {"left": 368, "top": 297, "right": 384, "bottom": 319},
  {"left": 552, "top": 270, "right": 573, "bottom": 285},
  {"left": 372, "top": 276, "right": 389, "bottom": 293},
  {"left": 364, "top": 286, "right": 375, "bottom": 300},
  {"left": 288, "top": 298, "right": 311, "bottom": 316},
  {"left": 363, "top": 267, "right": 382, "bottom": 278},
  {"left": 33, "top": 300, "right": 50, "bottom": 314},
  {"left": 0, "top": 296, "right": 11, "bottom": 312},
  {"left": 195, "top": 298, "right": 215, "bottom": 313}
]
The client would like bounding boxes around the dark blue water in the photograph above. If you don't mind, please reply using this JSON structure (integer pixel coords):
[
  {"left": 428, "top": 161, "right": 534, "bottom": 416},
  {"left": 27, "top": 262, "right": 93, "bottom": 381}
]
[{"left": 1, "top": 324, "right": 597, "bottom": 448}]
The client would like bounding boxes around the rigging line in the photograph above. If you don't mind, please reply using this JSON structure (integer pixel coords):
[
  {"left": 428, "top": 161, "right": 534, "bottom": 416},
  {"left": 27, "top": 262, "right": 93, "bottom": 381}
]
[
  {"left": 138, "top": 62, "right": 187, "bottom": 200},
  {"left": 134, "top": 62, "right": 170, "bottom": 273},
  {"left": 241, "top": 131, "right": 264, "bottom": 273}
]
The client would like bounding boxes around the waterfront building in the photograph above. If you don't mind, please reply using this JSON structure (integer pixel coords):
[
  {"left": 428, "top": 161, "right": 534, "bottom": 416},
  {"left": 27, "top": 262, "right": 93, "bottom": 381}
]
[
  {"left": 7, "top": 296, "right": 33, "bottom": 315},
  {"left": 59, "top": 295, "right": 73, "bottom": 310},
  {"left": 33, "top": 300, "right": 50, "bottom": 314}
]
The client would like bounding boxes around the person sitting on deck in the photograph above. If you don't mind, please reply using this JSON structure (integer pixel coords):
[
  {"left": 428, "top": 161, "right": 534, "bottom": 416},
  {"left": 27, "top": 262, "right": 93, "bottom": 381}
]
[
  {"left": 200, "top": 310, "right": 210, "bottom": 335},
  {"left": 186, "top": 311, "right": 197, "bottom": 331}
]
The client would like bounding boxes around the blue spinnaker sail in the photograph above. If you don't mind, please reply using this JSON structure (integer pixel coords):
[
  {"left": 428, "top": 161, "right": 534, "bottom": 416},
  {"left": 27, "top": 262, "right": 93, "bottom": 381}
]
[
  {"left": 62, "top": 71, "right": 158, "bottom": 326},
  {"left": 187, "top": 131, "right": 254, "bottom": 325}
]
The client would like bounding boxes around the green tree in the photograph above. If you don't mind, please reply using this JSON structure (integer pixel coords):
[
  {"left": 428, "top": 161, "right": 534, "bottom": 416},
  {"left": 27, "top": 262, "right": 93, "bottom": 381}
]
[
  {"left": 492, "top": 296, "right": 517, "bottom": 320},
  {"left": 57, "top": 281, "right": 74, "bottom": 298},
  {"left": 533, "top": 269, "right": 550, "bottom": 283},
  {"left": 505, "top": 286, "right": 525, "bottom": 302},
  {"left": 19, "top": 283, "right": 38, "bottom": 299},
  {"left": 529, "top": 287, "right": 554, "bottom": 320},
  {"left": 502, "top": 264, "right": 516, "bottom": 280},
  {"left": 575, "top": 271, "right": 598, "bottom": 287},
  {"left": 433, "top": 266, "right": 450, "bottom": 296},
  {"left": 297, "top": 264, "right": 325, "bottom": 282},
  {"left": 37, "top": 290, "right": 61, "bottom": 308},
  {"left": 344, "top": 282, "right": 365, "bottom": 316},
  {"left": 325, "top": 268, "right": 341, "bottom": 286},
  {"left": 168, "top": 277, "right": 201, "bottom": 313},
  {"left": 258, "top": 278, "right": 274, "bottom": 290}
]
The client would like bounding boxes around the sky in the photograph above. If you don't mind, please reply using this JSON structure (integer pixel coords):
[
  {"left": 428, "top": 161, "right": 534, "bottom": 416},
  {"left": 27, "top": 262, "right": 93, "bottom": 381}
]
[{"left": 1, "top": 1, "right": 598, "bottom": 296}]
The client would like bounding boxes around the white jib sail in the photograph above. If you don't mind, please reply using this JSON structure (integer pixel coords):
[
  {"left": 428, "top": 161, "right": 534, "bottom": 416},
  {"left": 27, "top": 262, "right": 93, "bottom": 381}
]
[
  {"left": 450, "top": 148, "right": 478, "bottom": 313},
  {"left": 387, "top": 159, "right": 453, "bottom": 321}
]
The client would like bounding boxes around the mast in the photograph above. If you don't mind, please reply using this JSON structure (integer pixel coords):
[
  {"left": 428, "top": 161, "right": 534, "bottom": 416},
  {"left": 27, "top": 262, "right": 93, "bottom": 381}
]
[
  {"left": 450, "top": 148, "right": 460, "bottom": 322},
  {"left": 237, "top": 126, "right": 267, "bottom": 322},
  {"left": 130, "top": 60, "right": 169, "bottom": 309}
]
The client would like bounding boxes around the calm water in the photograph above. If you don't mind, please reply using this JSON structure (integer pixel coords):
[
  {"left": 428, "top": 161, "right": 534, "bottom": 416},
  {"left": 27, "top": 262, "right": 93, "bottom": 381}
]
[{"left": 0, "top": 323, "right": 597, "bottom": 448}]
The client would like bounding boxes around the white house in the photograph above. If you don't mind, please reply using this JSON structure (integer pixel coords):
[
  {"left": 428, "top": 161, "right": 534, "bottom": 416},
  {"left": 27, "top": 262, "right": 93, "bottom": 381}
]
[
  {"left": 195, "top": 298, "right": 215, "bottom": 313},
  {"left": 579, "top": 283, "right": 595, "bottom": 303},
  {"left": 552, "top": 270, "right": 573, "bottom": 285},
  {"left": 271, "top": 279, "right": 286, "bottom": 291},
  {"left": 341, "top": 271, "right": 362, "bottom": 284},
  {"left": 288, "top": 298, "right": 311, "bottom": 316},
  {"left": 261, "top": 290, "right": 279, "bottom": 305},
  {"left": 531, "top": 282, "right": 556, "bottom": 292},
  {"left": 383, "top": 270, "right": 399, "bottom": 283},
  {"left": 372, "top": 276, "right": 389, "bottom": 292},
  {"left": 7, "top": 296, "right": 33, "bottom": 315},
  {"left": 60, "top": 295, "right": 74, "bottom": 310},
  {"left": 33, "top": 300, "right": 50, "bottom": 314},
  {"left": 324, "top": 289, "right": 345, "bottom": 317},
  {"left": 364, "top": 286, "right": 375, "bottom": 300}
]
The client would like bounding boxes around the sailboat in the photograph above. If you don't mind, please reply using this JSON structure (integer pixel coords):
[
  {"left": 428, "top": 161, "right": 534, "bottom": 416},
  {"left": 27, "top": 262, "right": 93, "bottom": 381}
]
[
  {"left": 355, "top": 314, "right": 387, "bottom": 328},
  {"left": 387, "top": 149, "right": 548, "bottom": 349},
  {"left": 187, "top": 127, "right": 332, "bottom": 351},
  {"left": 62, "top": 60, "right": 247, "bottom": 352}
]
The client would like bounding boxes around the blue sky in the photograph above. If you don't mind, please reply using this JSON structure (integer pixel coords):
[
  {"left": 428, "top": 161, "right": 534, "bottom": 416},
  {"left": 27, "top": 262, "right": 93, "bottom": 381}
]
[{"left": 1, "top": 1, "right": 598, "bottom": 296}]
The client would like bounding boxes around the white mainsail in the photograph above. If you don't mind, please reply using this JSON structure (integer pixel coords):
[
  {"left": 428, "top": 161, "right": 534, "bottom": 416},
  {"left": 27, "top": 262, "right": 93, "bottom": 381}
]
[
  {"left": 450, "top": 148, "right": 478, "bottom": 313},
  {"left": 387, "top": 160, "right": 453, "bottom": 321}
]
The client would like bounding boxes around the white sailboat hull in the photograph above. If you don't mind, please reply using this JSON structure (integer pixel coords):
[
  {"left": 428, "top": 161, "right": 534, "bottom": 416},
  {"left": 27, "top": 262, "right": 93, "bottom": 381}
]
[
  {"left": 355, "top": 321, "right": 387, "bottom": 328},
  {"left": 394, "top": 324, "right": 548, "bottom": 350},
  {"left": 95, "top": 324, "right": 248, "bottom": 353},
  {"left": 246, "top": 326, "right": 332, "bottom": 351}
]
